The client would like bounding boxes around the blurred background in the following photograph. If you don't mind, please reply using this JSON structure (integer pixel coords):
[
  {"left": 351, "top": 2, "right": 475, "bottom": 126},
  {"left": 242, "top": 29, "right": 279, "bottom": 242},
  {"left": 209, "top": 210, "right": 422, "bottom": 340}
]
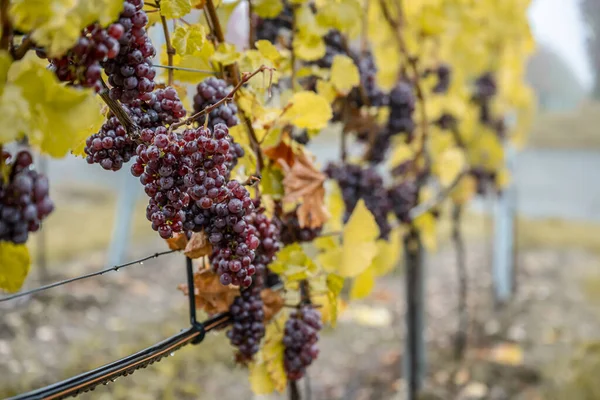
[{"left": 2, "top": 0, "right": 600, "bottom": 399}]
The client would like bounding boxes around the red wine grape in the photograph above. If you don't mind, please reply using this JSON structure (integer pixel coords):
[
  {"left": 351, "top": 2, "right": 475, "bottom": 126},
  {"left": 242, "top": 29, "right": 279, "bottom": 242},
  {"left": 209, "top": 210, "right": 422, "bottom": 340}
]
[{"left": 283, "top": 305, "right": 322, "bottom": 381}]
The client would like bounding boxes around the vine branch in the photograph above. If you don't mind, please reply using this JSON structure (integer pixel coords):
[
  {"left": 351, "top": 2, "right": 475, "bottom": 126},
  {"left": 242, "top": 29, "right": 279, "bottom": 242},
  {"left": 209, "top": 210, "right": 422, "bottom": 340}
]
[
  {"left": 157, "top": 0, "right": 175, "bottom": 86},
  {"left": 0, "top": 0, "right": 11, "bottom": 51},
  {"left": 11, "top": 35, "right": 33, "bottom": 60},
  {"left": 99, "top": 79, "right": 139, "bottom": 136}
]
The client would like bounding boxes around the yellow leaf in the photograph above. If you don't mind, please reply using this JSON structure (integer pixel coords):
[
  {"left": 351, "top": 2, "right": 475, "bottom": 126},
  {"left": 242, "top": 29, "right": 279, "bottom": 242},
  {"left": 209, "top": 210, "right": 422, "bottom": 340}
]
[
  {"left": 330, "top": 55, "right": 360, "bottom": 95},
  {"left": 316, "top": 79, "right": 338, "bottom": 103},
  {"left": 320, "top": 200, "right": 379, "bottom": 278},
  {"left": 253, "top": 0, "right": 284, "bottom": 18},
  {"left": 435, "top": 147, "right": 465, "bottom": 186},
  {"left": 315, "top": 0, "right": 361, "bottom": 37},
  {"left": 160, "top": 0, "right": 192, "bottom": 19},
  {"left": 451, "top": 175, "right": 476, "bottom": 205},
  {"left": 211, "top": 42, "right": 241, "bottom": 66},
  {"left": 370, "top": 229, "right": 402, "bottom": 277},
  {"left": 489, "top": 343, "right": 524, "bottom": 366},
  {"left": 0, "top": 242, "right": 31, "bottom": 293},
  {"left": 345, "top": 304, "right": 392, "bottom": 327},
  {"left": 249, "top": 362, "right": 275, "bottom": 394},
  {"left": 350, "top": 267, "right": 375, "bottom": 299},
  {"left": 389, "top": 143, "right": 414, "bottom": 168},
  {"left": 171, "top": 24, "right": 206, "bottom": 56},
  {"left": 145, "top": 3, "right": 162, "bottom": 26},
  {"left": 255, "top": 40, "right": 282, "bottom": 62},
  {"left": 283, "top": 91, "right": 332, "bottom": 130},
  {"left": 293, "top": 33, "right": 326, "bottom": 62},
  {"left": 270, "top": 244, "right": 317, "bottom": 282},
  {"left": 0, "top": 50, "right": 12, "bottom": 94},
  {"left": 413, "top": 213, "right": 437, "bottom": 252},
  {"left": 161, "top": 42, "right": 215, "bottom": 83},
  {"left": 324, "top": 181, "right": 344, "bottom": 232},
  {"left": 10, "top": 0, "right": 124, "bottom": 57},
  {"left": 0, "top": 84, "right": 31, "bottom": 145},
  {"left": 326, "top": 273, "right": 344, "bottom": 295}
]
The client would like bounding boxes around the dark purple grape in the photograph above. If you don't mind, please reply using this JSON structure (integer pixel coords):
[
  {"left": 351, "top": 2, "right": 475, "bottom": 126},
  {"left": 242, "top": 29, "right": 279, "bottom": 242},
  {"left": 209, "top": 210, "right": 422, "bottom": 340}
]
[{"left": 283, "top": 305, "right": 322, "bottom": 381}]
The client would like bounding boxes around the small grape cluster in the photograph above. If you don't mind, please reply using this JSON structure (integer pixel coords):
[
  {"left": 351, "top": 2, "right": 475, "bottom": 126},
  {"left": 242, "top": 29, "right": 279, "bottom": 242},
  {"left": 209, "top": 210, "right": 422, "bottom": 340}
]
[
  {"left": 315, "top": 31, "right": 346, "bottom": 69},
  {"left": 246, "top": 204, "right": 281, "bottom": 284},
  {"left": 283, "top": 305, "right": 322, "bottom": 381},
  {"left": 254, "top": 5, "right": 293, "bottom": 45},
  {"left": 388, "top": 180, "right": 418, "bottom": 223},
  {"left": 227, "top": 285, "right": 265, "bottom": 362},
  {"left": 472, "top": 72, "right": 497, "bottom": 125},
  {"left": 46, "top": 21, "right": 124, "bottom": 91},
  {"left": 277, "top": 206, "right": 322, "bottom": 245},
  {"left": 85, "top": 87, "right": 186, "bottom": 171},
  {"left": 388, "top": 81, "right": 416, "bottom": 135},
  {"left": 0, "top": 150, "right": 54, "bottom": 244},
  {"left": 350, "top": 52, "right": 387, "bottom": 108},
  {"left": 325, "top": 163, "right": 392, "bottom": 238},
  {"left": 432, "top": 63, "right": 452, "bottom": 94},
  {"left": 103, "top": 0, "right": 156, "bottom": 104}
]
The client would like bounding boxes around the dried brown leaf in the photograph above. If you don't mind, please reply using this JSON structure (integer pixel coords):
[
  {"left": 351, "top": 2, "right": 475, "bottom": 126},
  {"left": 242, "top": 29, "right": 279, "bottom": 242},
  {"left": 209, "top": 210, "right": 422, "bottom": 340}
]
[
  {"left": 281, "top": 151, "right": 329, "bottom": 228},
  {"left": 184, "top": 231, "right": 213, "bottom": 259},
  {"left": 264, "top": 140, "right": 296, "bottom": 169},
  {"left": 178, "top": 269, "right": 239, "bottom": 314},
  {"left": 343, "top": 107, "right": 379, "bottom": 135},
  {"left": 261, "top": 288, "right": 284, "bottom": 322},
  {"left": 165, "top": 232, "right": 188, "bottom": 251}
]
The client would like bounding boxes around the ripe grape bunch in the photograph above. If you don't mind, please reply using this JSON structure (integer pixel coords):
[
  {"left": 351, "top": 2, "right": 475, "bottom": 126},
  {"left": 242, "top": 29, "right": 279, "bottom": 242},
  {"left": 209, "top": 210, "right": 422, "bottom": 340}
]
[
  {"left": 103, "top": 0, "right": 156, "bottom": 104},
  {"left": 388, "top": 180, "right": 418, "bottom": 223},
  {"left": 325, "top": 163, "right": 392, "bottom": 238},
  {"left": 277, "top": 207, "right": 322, "bottom": 245},
  {"left": 388, "top": 81, "right": 416, "bottom": 136},
  {"left": 0, "top": 150, "right": 54, "bottom": 244},
  {"left": 227, "top": 285, "right": 266, "bottom": 362},
  {"left": 254, "top": 5, "right": 293, "bottom": 45},
  {"left": 283, "top": 305, "right": 322, "bottom": 381},
  {"left": 472, "top": 72, "right": 497, "bottom": 125},
  {"left": 432, "top": 63, "right": 452, "bottom": 94},
  {"left": 45, "top": 20, "right": 125, "bottom": 91},
  {"left": 246, "top": 204, "right": 282, "bottom": 284},
  {"left": 85, "top": 87, "right": 186, "bottom": 171},
  {"left": 351, "top": 52, "right": 387, "bottom": 108}
]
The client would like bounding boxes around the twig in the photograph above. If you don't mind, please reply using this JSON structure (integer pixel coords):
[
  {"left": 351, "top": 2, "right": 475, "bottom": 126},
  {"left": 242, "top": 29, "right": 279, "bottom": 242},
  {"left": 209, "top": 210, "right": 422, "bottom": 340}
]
[
  {"left": 144, "top": 1, "right": 159, "bottom": 7},
  {"left": 289, "top": 380, "right": 301, "bottom": 400},
  {"left": 247, "top": 0, "right": 255, "bottom": 49},
  {"left": 169, "top": 65, "right": 272, "bottom": 131},
  {"left": 157, "top": 0, "right": 175, "bottom": 86},
  {"left": 0, "top": 0, "right": 11, "bottom": 51},
  {"left": 11, "top": 35, "right": 33, "bottom": 60},
  {"left": 152, "top": 64, "right": 216, "bottom": 74},
  {"left": 99, "top": 79, "right": 139, "bottom": 136},
  {"left": 452, "top": 204, "right": 468, "bottom": 361}
]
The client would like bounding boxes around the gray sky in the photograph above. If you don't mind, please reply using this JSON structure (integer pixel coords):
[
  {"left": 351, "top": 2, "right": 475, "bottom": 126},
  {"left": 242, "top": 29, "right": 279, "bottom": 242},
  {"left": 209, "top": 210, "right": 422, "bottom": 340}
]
[{"left": 529, "top": 0, "right": 593, "bottom": 88}]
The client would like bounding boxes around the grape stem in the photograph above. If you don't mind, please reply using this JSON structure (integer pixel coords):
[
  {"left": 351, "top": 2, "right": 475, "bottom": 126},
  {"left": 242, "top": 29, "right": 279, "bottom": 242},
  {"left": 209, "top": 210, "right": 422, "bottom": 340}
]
[
  {"left": 152, "top": 64, "right": 217, "bottom": 74},
  {"left": 169, "top": 64, "right": 273, "bottom": 132},
  {"left": 205, "top": 0, "right": 265, "bottom": 176},
  {"left": 98, "top": 78, "right": 139, "bottom": 136},
  {"left": 156, "top": 0, "right": 175, "bottom": 86},
  {"left": 11, "top": 35, "right": 33, "bottom": 60}
]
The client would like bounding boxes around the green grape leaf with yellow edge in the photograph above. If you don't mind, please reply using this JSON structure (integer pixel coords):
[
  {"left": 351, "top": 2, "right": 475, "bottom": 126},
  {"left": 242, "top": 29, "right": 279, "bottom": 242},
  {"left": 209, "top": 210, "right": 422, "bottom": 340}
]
[
  {"left": 160, "top": 0, "right": 192, "bottom": 19},
  {"left": 211, "top": 43, "right": 241, "bottom": 66},
  {"left": 10, "top": 0, "right": 124, "bottom": 58},
  {"left": 293, "top": 33, "right": 326, "bottom": 62},
  {"left": 330, "top": 55, "right": 360, "bottom": 95},
  {"left": 0, "top": 242, "right": 31, "bottom": 293},
  {"left": 8, "top": 55, "right": 103, "bottom": 157},
  {"left": 249, "top": 312, "right": 287, "bottom": 394},
  {"left": 269, "top": 243, "right": 318, "bottom": 282},
  {"left": 282, "top": 91, "right": 332, "bottom": 130},
  {"left": 253, "top": 0, "right": 284, "bottom": 18},
  {"left": 171, "top": 24, "right": 206, "bottom": 57},
  {"left": 318, "top": 200, "right": 379, "bottom": 278}
]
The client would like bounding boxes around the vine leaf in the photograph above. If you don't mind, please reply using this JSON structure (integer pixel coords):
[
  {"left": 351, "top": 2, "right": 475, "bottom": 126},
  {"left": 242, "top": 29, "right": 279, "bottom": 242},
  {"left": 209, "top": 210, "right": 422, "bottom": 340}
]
[
  {"left": 318, "top": 200, "right": 379, "bottom": 278},
  {"left": 249, "top": 312, "right": 288, "bottom": 394},
  {"left": 0, "top": 242, "right": 31, "bottom": 293},
  {"left": 350, "top": 267, "right": 375, "bottom": 300},
  {"left": 252, "top": 0, "right": 284, "bottom": 18},
  {"left": 264, "top": 139, "right": 297, "bottom": 170},
  {"left": 159, "top": 0, "right": 192, "bottom": 19},
  {"left": 434, "top": 147, "right": 465, "bottom": 186},
  {"left": 178, "top": 269, "right": 239, "bottom": 314},
  {"left": 451, "top": 174, "right": 477, "bottom": 205},
  {"left": 281, "top": 150, "right": 329, "bottom": 228},
  {"left": 211, "top": 43, "right": 241, "bottom": 66},
  {"left": 330, "top": 55, "right": 360, "bottom": 95},
  {"left": 293, "top": 32, "right": 326, "bottom": 61},
  {"left": 413, "top": 212, "right": 437, "bottom": 252},
  {"left": 282, "top": 91, "right": 332, "bottom": 130},
  {"left": 269, "top": 244, "right": 318, "bottom": 282},
  {"left": 316, "top": 79, "right": 338, "bottom": 103},
  {"left": 184, "top": 231, "right": 213, "bottom": 259},
  {"left": 261, "top": 288, "right": 285, "bottom": 323},
  {"left": 171, "top": 24, "right": 207, "bottom": 57}
]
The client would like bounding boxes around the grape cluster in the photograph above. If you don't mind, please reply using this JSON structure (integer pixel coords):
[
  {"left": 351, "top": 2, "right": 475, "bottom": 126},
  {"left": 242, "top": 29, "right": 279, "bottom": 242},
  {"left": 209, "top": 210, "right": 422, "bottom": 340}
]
[
  {"left": 283, "top": 305, "right": 322, "bottom": 381},
  {"left": 227, "top": 285, "right": 265, "bottom": 362},
  {"left": 388, "top": 81, "right": 416, "bottom": 135},
  {"left": 350, "top": 52, "right": 387, "bottom": 108},
  {"left": 47, "top": 21, "right": 124, "bottom": 91},
  {"left": 472, "top": 72, "right": 497, "bottom": 125},
  {"left": 246, "top": 204, "right": 281, "bottom": 284},
  {"left": 254, "top": 6, "right": 293, "bottom": 45},
  {"left": 388, "top": 180, "right": 418, "bottom": 223},
  {"left": 432, "top": 63, "right": 452, "bottom": 94},
  {"left": 193, "top": 77, "right": 240, "bottom": 129},
  {"left": 277, "top": 208, "right": 322, "bottom": 245},
  {"left": 85, "top": 87, "right": 186, "bottom": 171},
  {"left": 315, "top": 31, "right": 346, "bottom": 69},
  {"left": 0, "top": 150, "right": 54, "bottom": 244},
  {"left": 103, "top": 0, "right": 156, "bottom": 104},
  {"left": 325, "top": 163, "right": 392, "bottom": 238}
]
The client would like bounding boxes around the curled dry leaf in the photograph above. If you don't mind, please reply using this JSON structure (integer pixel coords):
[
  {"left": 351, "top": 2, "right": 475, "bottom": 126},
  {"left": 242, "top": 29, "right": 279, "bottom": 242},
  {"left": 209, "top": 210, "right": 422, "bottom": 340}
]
[
  {"left": 165, "top": 232, "right": 188, "bottom": 251},
  {"left": 280, "top": 150, "right": 329, "bottom": 228},
  {"left": 261, "top": 288, "right": 285, "bottom": 322},
  {"left": 264, "top": 139, "right": 296, "bottom": 170},
  {"left": 184, "top": 231, "right": 213, "bottom": 259},
  {"left": 178, "top": 269, "right": 240, "bottom": 314}
]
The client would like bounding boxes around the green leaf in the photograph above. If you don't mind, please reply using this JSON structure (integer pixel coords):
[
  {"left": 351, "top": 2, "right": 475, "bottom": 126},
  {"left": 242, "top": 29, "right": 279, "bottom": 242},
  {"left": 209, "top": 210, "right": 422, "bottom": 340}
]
[
  {"left": 270, "top": 244, "right": 317, "bottom": 282},
  {"left": 253, "top": 0, "right": 284, "bottom": 18},
  {"left": 0, "top": 242, "right": 31, "bottom": 293},
  {"left": 171, "top": 24, "right": 206, "bottom": 56},
  {"left": 160, "top": 0, "right": 192, "bottom": 19},
  {"left": 10, "top": 0, "right": 124, "bottom": 57}
]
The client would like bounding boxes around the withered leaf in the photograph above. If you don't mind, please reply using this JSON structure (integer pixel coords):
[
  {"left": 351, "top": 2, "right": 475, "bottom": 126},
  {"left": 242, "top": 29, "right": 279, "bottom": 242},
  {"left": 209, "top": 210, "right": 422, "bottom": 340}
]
[
  {"left": 281, "top": 150, "right": 329, "bottom": 228},
  {"left": 261, "top": 288, "right": 285, "bottom": 322},
  {"left": 264, "top": 139, "right": 296, "bottom": 170},
  {"left": 165, "top": 232, "right": 188, "bottom": 251},
  {"left": 178, "top": 269, "right": 239, "bottom": 315},
  {"left": 184, "top": 231, "right": 213, "bottom": 259}
]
